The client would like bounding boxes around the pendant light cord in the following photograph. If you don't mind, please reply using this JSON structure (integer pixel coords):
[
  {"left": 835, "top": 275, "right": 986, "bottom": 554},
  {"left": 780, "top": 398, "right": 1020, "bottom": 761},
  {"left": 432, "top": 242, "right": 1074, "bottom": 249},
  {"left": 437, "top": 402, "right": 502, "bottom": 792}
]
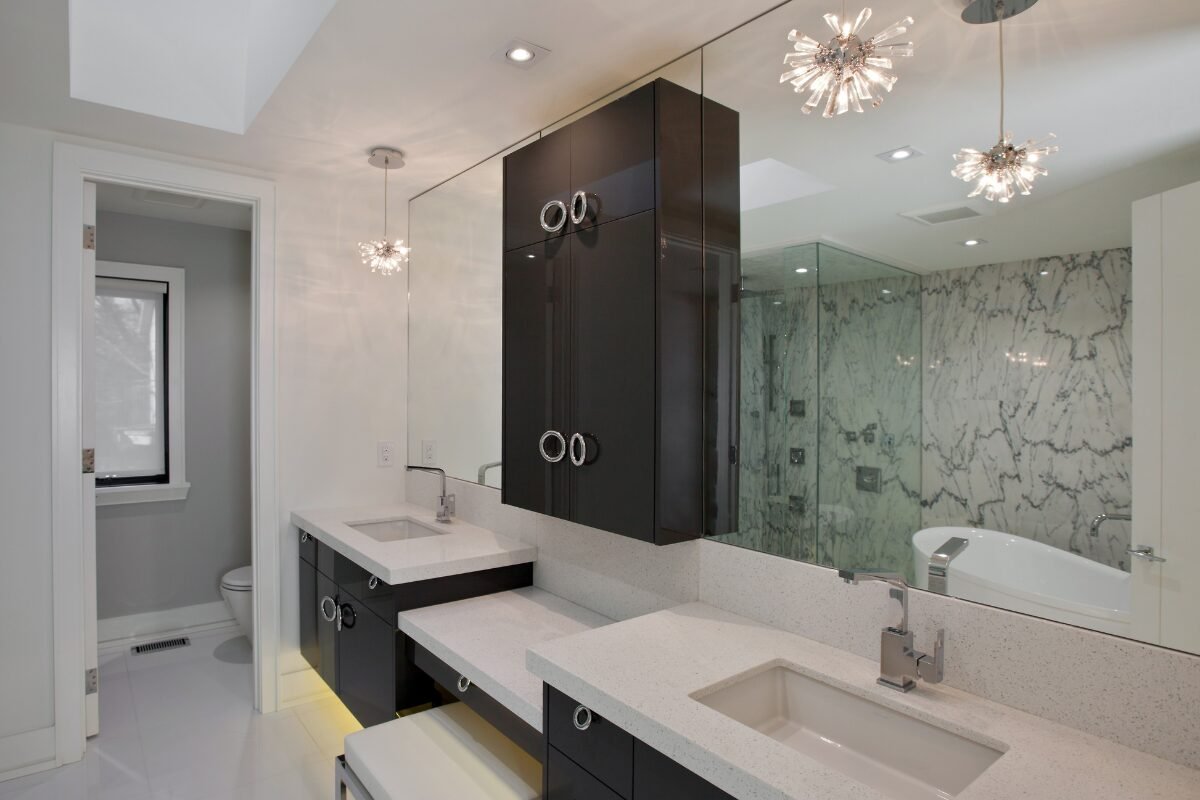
[
  {"left": 997, "top": 0, "right": 1006, "bottom": 139},
  {"left": 382, "top": 155, "right": 389, "bottom": 241}
]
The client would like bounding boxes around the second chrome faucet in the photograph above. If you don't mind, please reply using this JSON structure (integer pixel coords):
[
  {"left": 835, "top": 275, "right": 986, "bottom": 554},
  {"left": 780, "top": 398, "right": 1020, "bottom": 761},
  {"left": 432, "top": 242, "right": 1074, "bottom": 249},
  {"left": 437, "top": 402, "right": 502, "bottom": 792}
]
[{"left": 839, "top": 570, "right": 945, "bottom": 693}]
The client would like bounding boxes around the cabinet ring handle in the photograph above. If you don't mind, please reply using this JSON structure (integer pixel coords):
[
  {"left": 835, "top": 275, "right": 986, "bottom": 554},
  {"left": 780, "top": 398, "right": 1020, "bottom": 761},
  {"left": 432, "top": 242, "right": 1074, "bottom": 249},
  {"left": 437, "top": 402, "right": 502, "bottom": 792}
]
[
  {"left": 300, "top": 531, "right": 310, "bottom": 543},
  {"left": 368, "top": 576, "right": 379, "bottom": 590},
  {"left": 569, "top": 191, "right": 589, "bottom": 225},
  {"left": 569, "top": 433, "right": 587, "bottom": 467},
  {"left": 319, "top": 595, "right": 337, "bottom": 623},
  {"left": 539, "top": 430, "right": 566, "bottom": 463},
  {"left": 457, "top": 675, "right": 472, "bottom": 693},
  {"left": 539, "top": 200, "right": 567, "bottom": 233},
  {"left": 572, "top": 705, "right": 592, "bottom": 731}
]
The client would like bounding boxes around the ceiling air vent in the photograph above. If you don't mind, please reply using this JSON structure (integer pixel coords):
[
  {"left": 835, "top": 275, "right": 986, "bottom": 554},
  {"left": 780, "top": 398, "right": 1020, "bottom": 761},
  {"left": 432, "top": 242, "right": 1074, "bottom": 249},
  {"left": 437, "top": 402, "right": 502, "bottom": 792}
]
[
  {"left": 133, "top": 188, "right": 206, "bottom": 209},
  {"left": 900, "top": 205, "right": 983, "bottom": 226}
]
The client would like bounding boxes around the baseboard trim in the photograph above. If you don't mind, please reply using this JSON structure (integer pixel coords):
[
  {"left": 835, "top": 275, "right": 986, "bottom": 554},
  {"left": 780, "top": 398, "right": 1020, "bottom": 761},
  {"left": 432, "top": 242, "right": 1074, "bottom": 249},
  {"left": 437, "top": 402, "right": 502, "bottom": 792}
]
[
  {"left": 0, "top": 727, "right": 57, "bottom": 781},
  {"left": 98, "top": 600, "right": 237, "bottom": 651}
]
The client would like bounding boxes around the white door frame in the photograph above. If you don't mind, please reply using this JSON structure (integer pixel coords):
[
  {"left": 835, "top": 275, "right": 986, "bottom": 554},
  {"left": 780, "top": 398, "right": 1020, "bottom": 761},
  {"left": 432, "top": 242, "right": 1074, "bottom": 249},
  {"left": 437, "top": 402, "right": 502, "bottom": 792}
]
[{"left": 50, "top": 142, "right": 279, "bottom": 767}]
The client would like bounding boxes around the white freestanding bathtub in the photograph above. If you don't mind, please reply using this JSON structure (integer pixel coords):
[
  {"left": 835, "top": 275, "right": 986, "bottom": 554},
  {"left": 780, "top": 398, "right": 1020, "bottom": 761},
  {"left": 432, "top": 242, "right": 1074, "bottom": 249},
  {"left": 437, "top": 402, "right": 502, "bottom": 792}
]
[{"left": 912, "top": 527, "right": 1131, "bottom": 636}]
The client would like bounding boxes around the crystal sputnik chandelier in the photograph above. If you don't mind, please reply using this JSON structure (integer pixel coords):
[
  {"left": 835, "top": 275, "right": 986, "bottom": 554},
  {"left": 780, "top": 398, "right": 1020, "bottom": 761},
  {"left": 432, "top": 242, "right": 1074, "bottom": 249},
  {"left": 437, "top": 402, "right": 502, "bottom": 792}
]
[
  {"left": 359, "top": 148, "right": 410, "bottom": 276},
  {"left": 780, "top": 3, "right": 914, "bottom": 118},
  {"left": 952, "top": 1, "right": 1058, "bottom": 202}
]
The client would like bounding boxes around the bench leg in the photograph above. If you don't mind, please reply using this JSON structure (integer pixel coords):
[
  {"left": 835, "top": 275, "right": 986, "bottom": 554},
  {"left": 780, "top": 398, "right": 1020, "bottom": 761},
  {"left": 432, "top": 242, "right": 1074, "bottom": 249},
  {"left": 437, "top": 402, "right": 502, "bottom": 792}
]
[{"left": 335, "top": 755, "right": 374, "bottom": 800}]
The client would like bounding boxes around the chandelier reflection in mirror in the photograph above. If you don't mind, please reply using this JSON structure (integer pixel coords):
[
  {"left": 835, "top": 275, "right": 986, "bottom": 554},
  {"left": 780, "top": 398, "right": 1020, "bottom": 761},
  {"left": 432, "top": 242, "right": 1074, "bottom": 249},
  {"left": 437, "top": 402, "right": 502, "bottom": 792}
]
[
  {"left": 952, "top": 0, "right": 1058, "bottom": 202},
  {"left": 359, "top": 147, "right": 410, "bottom": 276},
  {"left": 779, "top": 3, "right": 914, "bottom": 118}
]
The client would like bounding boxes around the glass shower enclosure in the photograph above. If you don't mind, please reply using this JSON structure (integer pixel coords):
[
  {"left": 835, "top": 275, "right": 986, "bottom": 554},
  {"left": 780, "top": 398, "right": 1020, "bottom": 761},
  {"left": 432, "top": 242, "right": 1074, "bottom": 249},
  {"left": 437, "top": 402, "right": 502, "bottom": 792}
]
[{"left": 718, "top": 243, "right": 923, "bottom": 580}]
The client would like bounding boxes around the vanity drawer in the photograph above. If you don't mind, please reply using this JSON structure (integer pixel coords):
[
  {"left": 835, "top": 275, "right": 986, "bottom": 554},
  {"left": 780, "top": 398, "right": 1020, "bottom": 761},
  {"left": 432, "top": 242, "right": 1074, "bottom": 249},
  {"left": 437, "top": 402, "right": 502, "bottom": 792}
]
[
  {"left": 546, "top": 686, "right": 633, "bottom": 798},
  {"left": 298, "top": 529, "right": 317, "bottom": 565},
  {"left": 633, "top": 740, "right": 734, "bottom": 800},
  {"left": 316, "top": 538, "right": 337, "bottom": 578},
  {"left": 410, "top": 641, "right": 542, "bottom": 760},
  {"left": 546, "top": 746, "right": 625, "bottom": 800}
]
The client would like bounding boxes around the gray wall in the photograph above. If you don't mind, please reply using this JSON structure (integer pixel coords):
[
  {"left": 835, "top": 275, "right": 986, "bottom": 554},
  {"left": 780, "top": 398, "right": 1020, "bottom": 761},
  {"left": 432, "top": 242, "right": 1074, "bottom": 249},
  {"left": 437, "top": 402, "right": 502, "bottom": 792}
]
[{"left": 95, "top": 211, "right": 251, "bottom": 620}]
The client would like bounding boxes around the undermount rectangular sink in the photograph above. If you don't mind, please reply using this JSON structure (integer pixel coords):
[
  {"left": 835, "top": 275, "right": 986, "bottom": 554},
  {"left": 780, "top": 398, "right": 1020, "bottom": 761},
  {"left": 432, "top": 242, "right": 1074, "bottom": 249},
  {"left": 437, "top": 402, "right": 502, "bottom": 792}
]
[
  {"left": 349, "top": 519, "right": 447, "bottom": 543},
  {"left": 692, "top": 665, "right": 1003, "bottom": 800}
]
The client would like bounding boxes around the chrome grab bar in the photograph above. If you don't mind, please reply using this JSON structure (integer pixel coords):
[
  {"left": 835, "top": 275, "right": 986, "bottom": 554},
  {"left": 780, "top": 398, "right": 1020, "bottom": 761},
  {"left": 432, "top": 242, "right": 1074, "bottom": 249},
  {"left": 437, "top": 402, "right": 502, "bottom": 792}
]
[{"left": 928, "top": 536, "right": 969, "bottom": 594}]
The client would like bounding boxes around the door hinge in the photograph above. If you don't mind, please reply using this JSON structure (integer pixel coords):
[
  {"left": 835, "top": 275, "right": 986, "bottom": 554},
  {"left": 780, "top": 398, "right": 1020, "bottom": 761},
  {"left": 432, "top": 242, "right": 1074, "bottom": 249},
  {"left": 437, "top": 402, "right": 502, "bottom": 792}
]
[
  {"left": 85, "top": 668, "right": 99, "bottom": 695},
  {"left": 82, "top": 448, "right": 95, "bottom": 474},
  {"left": 729, "top": 444, "right": 739, "bottom": 465},
  {"left": 83, "top": 224, "right": 97, "bottom": 251}
]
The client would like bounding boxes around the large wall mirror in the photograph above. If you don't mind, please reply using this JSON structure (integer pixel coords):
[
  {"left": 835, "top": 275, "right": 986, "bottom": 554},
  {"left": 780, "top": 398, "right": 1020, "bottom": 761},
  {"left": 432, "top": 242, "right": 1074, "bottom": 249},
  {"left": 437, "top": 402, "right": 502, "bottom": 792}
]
[{"left": 409, "top": 1, "right": 1200, "bottom": 654}]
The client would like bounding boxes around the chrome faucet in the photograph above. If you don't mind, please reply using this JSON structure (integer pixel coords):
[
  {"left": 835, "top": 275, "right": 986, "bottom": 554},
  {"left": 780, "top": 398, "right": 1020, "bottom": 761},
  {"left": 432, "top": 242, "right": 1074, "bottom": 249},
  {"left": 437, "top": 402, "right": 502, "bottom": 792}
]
[
  {"left": 477, "top": 461, "right": 502, "bottom": 485},
  {"left": 1090, "top": 512, "right": 1131, "bottom": 538},
  {"left": 839, "top": 570, "right": 945, "bottom": 693},
  {"left": 405, "top": 466, "right": 456, "bottom": 522}
]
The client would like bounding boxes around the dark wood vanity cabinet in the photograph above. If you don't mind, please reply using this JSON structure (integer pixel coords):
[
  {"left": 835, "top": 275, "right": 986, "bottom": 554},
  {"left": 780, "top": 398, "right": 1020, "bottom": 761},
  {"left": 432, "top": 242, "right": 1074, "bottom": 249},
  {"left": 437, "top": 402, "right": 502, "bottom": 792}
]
[
  {"left": 502, "top": 78, "right": 739, "bottom": 544},
  {"left": 297, "top": 529, "right": 532, "bottom": 727},
  {"left": 543, "top": 685, "right": 734, "bottom": 800}
]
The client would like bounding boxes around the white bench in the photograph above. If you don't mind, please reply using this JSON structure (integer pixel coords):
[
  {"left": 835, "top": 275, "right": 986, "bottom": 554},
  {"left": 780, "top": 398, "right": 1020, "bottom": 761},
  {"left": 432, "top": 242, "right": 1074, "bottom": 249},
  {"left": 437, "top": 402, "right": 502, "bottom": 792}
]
[{"left": 335, "top": 703, "right": 541, "bottom": 800}]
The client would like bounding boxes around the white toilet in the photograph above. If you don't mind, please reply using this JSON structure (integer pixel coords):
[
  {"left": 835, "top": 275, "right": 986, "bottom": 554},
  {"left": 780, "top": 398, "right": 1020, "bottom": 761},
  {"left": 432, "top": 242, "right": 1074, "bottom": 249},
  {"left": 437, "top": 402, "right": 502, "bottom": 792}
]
[{"left": 220, "top": 566, "right": 253, "bottom": 640}]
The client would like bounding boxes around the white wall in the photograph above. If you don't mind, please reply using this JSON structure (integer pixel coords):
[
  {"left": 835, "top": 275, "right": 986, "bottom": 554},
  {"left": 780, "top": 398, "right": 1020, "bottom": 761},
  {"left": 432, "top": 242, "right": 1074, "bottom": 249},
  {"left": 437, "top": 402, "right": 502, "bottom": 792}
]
[
  {"left": 0, "top": 121, "right": 407, "bottom": 767},
  {"left": 94, "top": 211, "right": 252, "bottom": 621},
  {"left": 275, "top": 170, "right": 408, "bottom": 679},
  {"left": 0, "top": 123, "right": 57, "bottom": 755}
]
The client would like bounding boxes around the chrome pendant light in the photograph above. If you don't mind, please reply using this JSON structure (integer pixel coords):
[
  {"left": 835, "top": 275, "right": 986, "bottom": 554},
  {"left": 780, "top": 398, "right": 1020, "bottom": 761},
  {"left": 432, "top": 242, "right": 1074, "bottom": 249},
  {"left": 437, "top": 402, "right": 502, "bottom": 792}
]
[
  {"left": 952, "top": 0, "right": 1058, "bottom": 203},
  {"left": 780, "top": 0, "right": 914, "bottom": 118},
  {"left": 358, "top": 147, "right": 410, "bottom": 276}
]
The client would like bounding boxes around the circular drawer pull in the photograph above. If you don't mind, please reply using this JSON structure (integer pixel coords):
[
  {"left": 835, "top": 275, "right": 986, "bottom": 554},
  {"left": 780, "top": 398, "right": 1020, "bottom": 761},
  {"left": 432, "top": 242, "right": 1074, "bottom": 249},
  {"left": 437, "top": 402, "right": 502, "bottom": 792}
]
[
  {"left": 300, "top": 531, "right": 311, "bottom": 543},
  {"left": 572, "top": 705, "right": 592, "bottom": 731},
  {"left": 569, "top": 190, "right": 590, "bottom": 225},
  {"left": 539, "top": 430, "right": 566, "bottom": 463},
  {"left": 569, "top": 433, "right": 588, "bottom": 467},
  {"left": 319, "top": 595, "right": 337, "bottom": 623},
  {"left": 539, "top": 200, "right": 567, "bottom": 233},
  {"left": 368, "top": 576, "right": 380, "bottom": 590},
  {"left": 457, "top": 675, "right": 472, "bottom": 693}
]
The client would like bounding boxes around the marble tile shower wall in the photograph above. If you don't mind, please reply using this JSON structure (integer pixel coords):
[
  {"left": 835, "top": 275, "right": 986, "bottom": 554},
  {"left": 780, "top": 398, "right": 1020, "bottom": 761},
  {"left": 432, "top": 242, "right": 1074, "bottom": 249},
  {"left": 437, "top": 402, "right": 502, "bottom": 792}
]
[
  {"left": 817, "top": 274, "right": 923, "bottom": 579},
  {"left": 731, "top": 289, "right": 818, "bottom": 560},
  {"left": 921, "top": 248, "right": 1134, "bottom": 569}
]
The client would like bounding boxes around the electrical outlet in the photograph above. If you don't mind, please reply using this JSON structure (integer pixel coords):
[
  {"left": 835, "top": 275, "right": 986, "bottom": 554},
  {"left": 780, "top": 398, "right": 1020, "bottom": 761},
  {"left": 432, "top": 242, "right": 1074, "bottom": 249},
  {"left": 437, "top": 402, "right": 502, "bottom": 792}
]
[
  {"left": 377, "top": 441, "right": 395, "bottom": 467},
  {"left": 421, "top": 440, "right": 437, "bottom": 466}
]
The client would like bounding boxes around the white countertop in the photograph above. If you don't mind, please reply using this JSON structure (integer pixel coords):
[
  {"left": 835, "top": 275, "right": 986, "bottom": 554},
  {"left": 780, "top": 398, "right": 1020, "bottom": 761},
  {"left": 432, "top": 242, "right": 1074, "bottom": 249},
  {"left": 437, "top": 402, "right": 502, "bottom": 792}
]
[
  {"left": 527, "top": 603, "right": 1200, "bottom": 800},
  {"left": 291, "top": 503, "right": 536, "bottom": 585},
  {"left": 398, "top": 587, "right": 612, "bottom": 731}
]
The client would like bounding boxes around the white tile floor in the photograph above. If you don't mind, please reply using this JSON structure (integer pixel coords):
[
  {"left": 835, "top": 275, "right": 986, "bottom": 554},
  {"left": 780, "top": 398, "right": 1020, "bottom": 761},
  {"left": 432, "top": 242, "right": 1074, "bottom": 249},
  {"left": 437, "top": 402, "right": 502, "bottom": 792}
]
[{"left": 0, "top": 631, "right": 361, "bottom": 800}]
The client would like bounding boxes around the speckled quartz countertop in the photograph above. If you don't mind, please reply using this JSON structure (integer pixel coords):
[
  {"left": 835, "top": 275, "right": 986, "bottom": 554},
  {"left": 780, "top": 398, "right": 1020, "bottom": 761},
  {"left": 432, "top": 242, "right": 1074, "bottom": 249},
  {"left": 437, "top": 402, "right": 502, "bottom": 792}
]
[
  {"left": 527, "top": 603, "right": 1200, "bottom": 800},
  {"left": 291, "top": 504, "right": 536, "bottom": 585},
  {"left": 398, "top": 587, "right": 613, "bottom": 730}
]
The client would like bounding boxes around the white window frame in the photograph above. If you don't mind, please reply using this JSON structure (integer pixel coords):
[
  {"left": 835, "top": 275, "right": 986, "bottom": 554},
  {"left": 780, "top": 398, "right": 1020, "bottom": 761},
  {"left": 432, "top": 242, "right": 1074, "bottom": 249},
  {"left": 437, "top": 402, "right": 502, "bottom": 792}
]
[{"left": 94, "top": 261, "right": 190, "bottom": 505}]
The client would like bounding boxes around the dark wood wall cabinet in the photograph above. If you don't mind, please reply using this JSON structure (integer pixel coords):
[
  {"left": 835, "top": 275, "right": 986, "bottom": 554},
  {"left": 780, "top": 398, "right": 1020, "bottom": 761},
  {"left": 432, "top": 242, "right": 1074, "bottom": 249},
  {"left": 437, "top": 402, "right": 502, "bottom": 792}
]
[
  {"left": 297, "top": 529, "right": 533, "bottom": 727},
  {"left": 502, "top": 78, "right": 740, "bottom": 545},
  {"left": 542, "top": 685, "right": 734, "bottom": 800}
]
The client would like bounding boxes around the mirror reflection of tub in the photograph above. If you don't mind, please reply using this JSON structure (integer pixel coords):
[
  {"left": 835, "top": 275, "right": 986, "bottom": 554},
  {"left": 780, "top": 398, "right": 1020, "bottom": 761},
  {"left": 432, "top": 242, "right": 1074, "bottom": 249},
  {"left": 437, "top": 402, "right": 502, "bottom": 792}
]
[{"left": 913, "top": 527, "right": 1130, "bottom": 637}]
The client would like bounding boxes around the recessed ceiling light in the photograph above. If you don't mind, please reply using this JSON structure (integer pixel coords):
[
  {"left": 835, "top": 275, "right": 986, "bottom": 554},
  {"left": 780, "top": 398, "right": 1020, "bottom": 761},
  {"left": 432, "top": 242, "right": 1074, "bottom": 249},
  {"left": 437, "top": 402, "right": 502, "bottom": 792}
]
[
  {"left": 795, "top": 267, "right": 809, "bottom": 274},
  {"left": 960, "top": 238, "right": 987, "bottom": 247},
  {"left": 876, "top": 146, "right": 924, "bottom": 163},
  {"left": 526, "top": 253, "right": 536, "bottom": 259},
  {"left": 496, "top": 39, "right": 550, "bottom": 69}
]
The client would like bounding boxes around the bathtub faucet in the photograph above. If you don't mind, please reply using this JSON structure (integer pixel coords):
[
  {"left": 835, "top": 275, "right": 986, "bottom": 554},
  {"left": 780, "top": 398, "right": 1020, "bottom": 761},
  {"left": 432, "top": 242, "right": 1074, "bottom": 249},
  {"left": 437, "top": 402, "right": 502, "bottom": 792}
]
[
  {"left": 1090, "top": 512, "right": 1131, "bottom": 538},
  {"left": 839, "top": 570, "right": 945, "bottom": 693}
]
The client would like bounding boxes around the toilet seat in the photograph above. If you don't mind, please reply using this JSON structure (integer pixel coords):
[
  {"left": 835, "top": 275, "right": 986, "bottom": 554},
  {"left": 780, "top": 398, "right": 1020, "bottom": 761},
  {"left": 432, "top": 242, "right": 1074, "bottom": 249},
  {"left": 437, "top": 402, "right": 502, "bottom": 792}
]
[{"left": 220, "top": 566, "right": 253, "bottom": 591}]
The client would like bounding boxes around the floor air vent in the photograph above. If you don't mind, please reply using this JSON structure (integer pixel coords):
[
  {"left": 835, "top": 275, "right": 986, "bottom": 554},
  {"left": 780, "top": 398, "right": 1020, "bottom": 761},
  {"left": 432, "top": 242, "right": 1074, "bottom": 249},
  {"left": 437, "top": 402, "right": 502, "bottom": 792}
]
[{"left": 131, "top": 636, "right": 191, "bottom": 655}]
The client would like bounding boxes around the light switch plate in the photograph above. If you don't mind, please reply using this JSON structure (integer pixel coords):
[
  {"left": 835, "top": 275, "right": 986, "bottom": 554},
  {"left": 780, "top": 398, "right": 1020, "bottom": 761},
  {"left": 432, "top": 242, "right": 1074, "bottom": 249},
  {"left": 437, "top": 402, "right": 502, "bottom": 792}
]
[
  {"left": 421, "top": 440, "right": 437, "bottom": 466},
  {"left": 377, "top": 441, "right": 395, "bottom": 467}
]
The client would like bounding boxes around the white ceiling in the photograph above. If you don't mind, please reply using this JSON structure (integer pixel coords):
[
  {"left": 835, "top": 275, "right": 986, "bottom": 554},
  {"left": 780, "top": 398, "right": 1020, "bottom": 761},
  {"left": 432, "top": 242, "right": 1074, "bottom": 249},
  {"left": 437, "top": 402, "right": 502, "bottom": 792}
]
[
  {"left": 0, "top": 0, "right": 777, "bottom": 199},
  {"left": 706, "top": 0, "right": 1200, "bottom": 271}
]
